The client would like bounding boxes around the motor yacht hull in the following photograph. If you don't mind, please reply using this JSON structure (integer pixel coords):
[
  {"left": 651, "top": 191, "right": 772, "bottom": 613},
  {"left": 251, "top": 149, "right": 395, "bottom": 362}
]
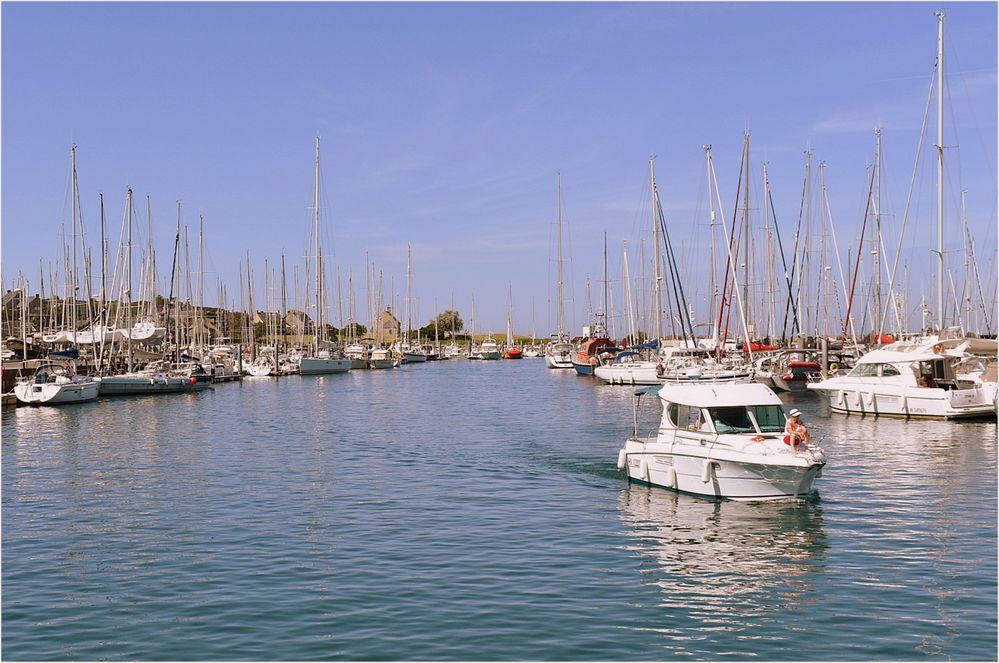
[{"left": 808, "top": 380, "right": 995, "bottom": 419}]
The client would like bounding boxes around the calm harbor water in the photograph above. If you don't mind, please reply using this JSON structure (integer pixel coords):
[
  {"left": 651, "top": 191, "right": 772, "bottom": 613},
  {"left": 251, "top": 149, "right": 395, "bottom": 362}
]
[{"left": 2, "top": 360, "right": 996, "bottom": 661}]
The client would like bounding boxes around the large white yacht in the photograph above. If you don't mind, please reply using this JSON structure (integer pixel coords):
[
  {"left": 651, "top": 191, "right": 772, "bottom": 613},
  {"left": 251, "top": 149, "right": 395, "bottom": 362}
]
[{"left": 806, "top": 338, "right": 996, "bottom": 420}]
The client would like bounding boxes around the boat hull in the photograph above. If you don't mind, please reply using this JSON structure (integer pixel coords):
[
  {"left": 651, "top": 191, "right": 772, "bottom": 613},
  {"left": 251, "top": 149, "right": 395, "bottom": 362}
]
[
  {"left": 14, "top": 379, "right": 101, "bottom": 405},
  {"left": 99, "top": 376, "right": 196, "bottom": 395},
  {"left": 403, "top": 353, "right": 428, "bottom": 363},
  {"left": 571, "top": 360, "right": 597, "bottom": 376},
  {"left": 368, "top": 358, "right": 395, "bottom": 369},
  {"left": 594, "top": 362, "right": 660, "bottom": 385},
  {"left": 622, "top": 445, "right": 823, "bottom": 501},
  {"left": 808, "top": 381, "right": 996, "bottom": 419},
  {"left": 299, "top": 358, "right": 352, "bottom": 375}
]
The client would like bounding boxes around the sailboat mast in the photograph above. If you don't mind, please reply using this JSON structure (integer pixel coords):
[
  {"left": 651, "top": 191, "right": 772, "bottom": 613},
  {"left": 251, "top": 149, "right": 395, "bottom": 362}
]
[
  {"left": 70, "top": 147, "right": 78, "bottom": 340},
  {"left": 313, "top": 135, "right": 322, "bottom": 352},
  {"left": 126, "top": 187, "right": 133, "bottom": 372},
  {"left": 935, "top": 11, "right": 945, "bottom": 332},
  {"left": 555, "top": 171, "right": 566, "bottom": 338},
  {"left": 650, "top": 158, "right": 663, "bottom": 341}
]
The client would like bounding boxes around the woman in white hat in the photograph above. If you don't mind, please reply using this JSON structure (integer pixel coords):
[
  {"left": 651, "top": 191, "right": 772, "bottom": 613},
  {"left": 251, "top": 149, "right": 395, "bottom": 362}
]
[{"left": 784, "top": 408, "right": 810, "bottom": 453}]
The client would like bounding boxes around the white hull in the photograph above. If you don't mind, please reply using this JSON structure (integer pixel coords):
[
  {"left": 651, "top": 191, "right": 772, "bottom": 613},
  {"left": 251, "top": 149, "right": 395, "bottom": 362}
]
[
  {"left": 594, "top": 362, "right": 660, "bottom": 385},
  {"left": 545, "top": 355, "right": 574, "bottom": 369},
  {"left": 299, "top": 357, "right": 352, "bottom": 375},
  {"left": 808, "top": 380, "right": 995, "bottom": 419},
  {"left": 15, "top": 378, "right": 101, "bottom": 405},
  {"left": 368, "top": 358, "right": 395, "bottom": 369},
  {"left": 621, "top": 441, "right": 823, "bottom": 501}
]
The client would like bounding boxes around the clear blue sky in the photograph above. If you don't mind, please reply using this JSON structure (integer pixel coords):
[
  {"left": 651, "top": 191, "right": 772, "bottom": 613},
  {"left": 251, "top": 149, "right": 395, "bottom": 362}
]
[{"left": 3, "top": 2, "right": 996, "bottom": 337}]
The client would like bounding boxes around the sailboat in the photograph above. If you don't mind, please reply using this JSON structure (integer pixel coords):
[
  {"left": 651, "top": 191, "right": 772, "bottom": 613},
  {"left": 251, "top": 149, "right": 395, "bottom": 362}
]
[
  {"left": 299, "top": 136, "right": 352, "bottom": 376},
  {"left": 545, "top": 171, "right": 575, "bottom": 369},
  {"left": 399, "top": 244, "right": 427, "bottom": 364},
  {"left": 17, "top": 147, "right": 101, "bottom": 405},
  {"left": 503, "top": 283, "right": 522, "bottom": 359}
]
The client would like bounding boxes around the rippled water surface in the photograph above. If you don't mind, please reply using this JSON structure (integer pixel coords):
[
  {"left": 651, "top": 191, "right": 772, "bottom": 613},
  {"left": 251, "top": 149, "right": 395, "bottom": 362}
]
[{"left": 3, "top": 361, "right": 996, "bottom": 660}]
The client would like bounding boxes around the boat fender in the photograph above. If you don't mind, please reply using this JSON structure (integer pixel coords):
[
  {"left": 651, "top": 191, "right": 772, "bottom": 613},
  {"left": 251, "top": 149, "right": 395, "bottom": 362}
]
[
  {"left": 836, "top": 390, "right": 846, "bottom": 406},
  {"left": 701, "top": 459, "right": 713, "bottom": 483},
  {"left": 666, "top": 466, "right": 677, "bottom": 488},
  {"left": 617, "top": 449, "right": 628, "bottom": 470},
  {"left": 867, "top": 390, "right": 876, "bottom": 405},
  {"left": 639, "top": 459, "right": 650, "bottom": 482},
  {"left": 189, "top": 377, "right": 197, "bottom": 384}
]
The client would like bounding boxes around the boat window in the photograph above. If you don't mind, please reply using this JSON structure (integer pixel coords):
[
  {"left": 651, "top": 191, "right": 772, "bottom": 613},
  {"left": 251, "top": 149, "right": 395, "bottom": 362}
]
[
  {"left": 687, "top": 407, "right": 704, "bottom": 431},
  {"left": 880, "top": 364, "right": 900, "bottom": 377},
  {"left": 708, "top": 407, "right": 755, "bottom": 433},
  {"left": 750, "top": 405, "right": 785, "bottom": 433},
  {"left": 849, "top": 363, "right": 879, "bottom": 377}
]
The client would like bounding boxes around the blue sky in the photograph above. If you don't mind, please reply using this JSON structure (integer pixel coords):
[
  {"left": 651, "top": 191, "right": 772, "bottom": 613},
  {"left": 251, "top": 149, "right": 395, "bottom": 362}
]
[{"left": 3, "top": 2, "right": 996, "bottom": 337}]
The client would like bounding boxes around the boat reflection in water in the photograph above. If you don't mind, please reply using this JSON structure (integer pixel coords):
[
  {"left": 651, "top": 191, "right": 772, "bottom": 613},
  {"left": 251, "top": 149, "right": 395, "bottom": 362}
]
[{"left": 617, "top": 485, "right": 827, "bottom": 634}]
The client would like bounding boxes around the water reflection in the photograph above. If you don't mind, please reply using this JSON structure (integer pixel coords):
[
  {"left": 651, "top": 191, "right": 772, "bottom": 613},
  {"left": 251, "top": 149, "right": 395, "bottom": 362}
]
[{"left": 618, "top": 485, "right": 827, "bottom": 632}]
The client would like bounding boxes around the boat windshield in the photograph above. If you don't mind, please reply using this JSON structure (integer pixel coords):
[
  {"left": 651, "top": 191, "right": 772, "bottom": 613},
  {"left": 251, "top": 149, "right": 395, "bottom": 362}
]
[
  {"left": 750, "top": 405, "right": 786, "bottom": 432},
  {"left": 708, "top": 407, "right": 756, "bottom": 433},
  {"left": 707, "top": 405, "right": 786, "bottom": 434}
]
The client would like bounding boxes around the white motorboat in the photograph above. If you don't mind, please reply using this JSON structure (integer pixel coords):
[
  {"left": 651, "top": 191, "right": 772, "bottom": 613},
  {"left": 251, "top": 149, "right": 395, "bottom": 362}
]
[
  {"left": 474, "top": 336, "right": 502, "bottom": 360},
  {"left": 368, "top": 348, "right": 396, "bottom": 369},
  {"left": 14, "top": 359, "right": 101, "bottom": 405},
  {"left": 545, "top": 338, "right": 574, "bottom": 369},
  {"left": 806, "top": 339, "right": 996, "bottom": 419},
  {"left": 618, "top": 383, "right": 826, "bottom": 501}
]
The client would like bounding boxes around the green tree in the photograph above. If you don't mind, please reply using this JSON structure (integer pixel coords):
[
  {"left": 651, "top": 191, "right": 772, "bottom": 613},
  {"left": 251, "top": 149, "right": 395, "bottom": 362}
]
[{"left": 431, "top": 309, "right": 464, "bottom": 338}]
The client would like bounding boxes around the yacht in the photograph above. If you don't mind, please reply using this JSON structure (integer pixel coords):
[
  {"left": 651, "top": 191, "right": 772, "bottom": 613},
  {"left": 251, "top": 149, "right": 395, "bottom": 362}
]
[{"left": 806, "top": 338, "right": 996, "bottom": 419}]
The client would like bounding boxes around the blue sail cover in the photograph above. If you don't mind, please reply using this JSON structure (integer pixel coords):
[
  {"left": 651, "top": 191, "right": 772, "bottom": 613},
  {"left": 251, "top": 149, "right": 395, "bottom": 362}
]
[{"left": 629, "top": 339, "right": 660, "bottom": 350}]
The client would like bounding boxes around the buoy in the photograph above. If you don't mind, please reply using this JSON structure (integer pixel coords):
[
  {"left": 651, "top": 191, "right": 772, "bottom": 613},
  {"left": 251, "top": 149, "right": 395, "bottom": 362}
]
[
  {"left": 617, "top": 449, "right": 628, "bottom": 469},
  {"left": 639, "top": 459, "right": 650, "bottom": 482},
  {"left": 830, "top": 362, "right": 839, "bottom": 371},
  {"left": 701, "top": 459, "right": 713, "bottom": 483},
  {"left": 666, "top": 466, "right": 677, "bottom": 488}
]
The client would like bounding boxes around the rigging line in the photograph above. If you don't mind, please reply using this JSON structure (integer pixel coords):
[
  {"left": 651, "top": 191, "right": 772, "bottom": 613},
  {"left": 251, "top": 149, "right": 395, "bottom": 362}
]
[
  {"left": 715, "top": 146, "right": 745, "bottom": 360},
  {"left": 657, "top": 194, "right": 694, "bottom": 346},
  {"left": 767, "top": 186, "right": 800, "bottom": 335},
  {"left": 843, "top": 167, "right": 876, "bottom": 338},
  {"left": 781, "top": 157, "right": 808, "bottom": 340}
]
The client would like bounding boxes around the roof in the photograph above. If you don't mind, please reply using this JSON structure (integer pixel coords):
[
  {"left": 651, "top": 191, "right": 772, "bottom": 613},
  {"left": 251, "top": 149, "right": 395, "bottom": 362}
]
[
  {"left": 856, "top": 348, "right": 942, "bottom": 365},
  {"left": 657, "top": 382, "right": 783, "bottom": 407}
]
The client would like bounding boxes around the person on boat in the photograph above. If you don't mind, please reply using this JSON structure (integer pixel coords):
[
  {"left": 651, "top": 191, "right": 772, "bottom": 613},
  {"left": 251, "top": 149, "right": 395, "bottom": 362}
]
[{"left": 784, "top": 408, "right": 810, "bottom": 452}]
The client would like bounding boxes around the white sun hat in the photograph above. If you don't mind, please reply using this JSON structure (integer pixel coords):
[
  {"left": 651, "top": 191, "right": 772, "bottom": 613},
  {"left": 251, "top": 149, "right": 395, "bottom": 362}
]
[{"left": 788, "top": 408, "right": 802, "bottom": 417}]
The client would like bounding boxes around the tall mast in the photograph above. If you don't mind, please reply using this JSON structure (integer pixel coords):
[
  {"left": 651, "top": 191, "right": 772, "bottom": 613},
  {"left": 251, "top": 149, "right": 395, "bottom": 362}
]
[
  {"left": 126, "top": 187, "right": 134, "bottom": 372},
  {"left": 406, "top": 243, "right": 412, "bottom": 344},
  {"left": 199, "top": 214, "right": 205, "bottom": 348},
  {"left": 70, "top": 146, "right": 78, "bottom": 340},
  {"left": 313, "top": 135, "right": 322, "bottom": 352},
  {"left": 650, "top": 158, "right": 663, "bottom": 341},
  {"left": 935, "top": 11, "right": 945, "bottom": 332},
  {"left": 874, "top": 128, "right": 883, "bottom": 339},
  {"left": 555, "top": 171, "right": 566, "bottom": 338},
  {"left": 705, "top": 145, "right": 718, "bottom": 344},
  {"left": 741, "top": 133, "right": 751, "bottom": 337}
]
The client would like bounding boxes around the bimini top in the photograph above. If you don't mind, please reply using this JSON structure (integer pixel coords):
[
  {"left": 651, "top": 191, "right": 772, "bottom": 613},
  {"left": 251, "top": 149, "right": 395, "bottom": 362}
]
[{"left": 652, "top": 383, "right": 783, "bottom": 408}]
